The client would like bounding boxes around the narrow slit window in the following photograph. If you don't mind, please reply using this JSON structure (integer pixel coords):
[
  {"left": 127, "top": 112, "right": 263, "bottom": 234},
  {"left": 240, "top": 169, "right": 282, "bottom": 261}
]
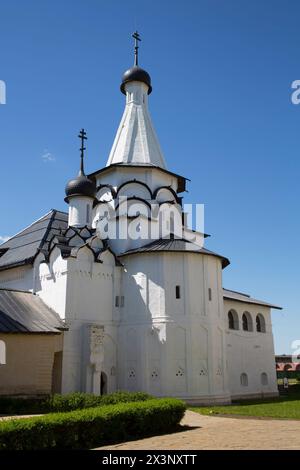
[
  {"left": 86, "top": 204, "right": 90, "bottom": 224},
  {"left": 175, "top": 285, "right": 181, "bottom": 299},
  {"left": 115, "top": 296, "right": 119, "bottom": 307},
  {"left": 208, "top": 288, "right": 212, "bottom": 301},
  {"left": 0, "top": 340, "right": 6, "bottom": 365}
]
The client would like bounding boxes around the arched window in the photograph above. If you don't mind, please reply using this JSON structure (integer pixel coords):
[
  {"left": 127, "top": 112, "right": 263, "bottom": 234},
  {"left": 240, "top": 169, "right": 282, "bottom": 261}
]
[
  {"left": 228, "top": 310, "right": 239, "bottom": 330},
  {"left": 242, "top": 312, "right": 253, "bottom": 331},
  {"left": 0, "top": 340, "right": 6, "bottom": 365},
  {"left": 256, "top": 314, "right": 266, "bottom": 333},
  {"left": 261, "top": 372, "right": 268, "bottom": 386},
  {"left": 240, "top": 373, "right": 248, "bottom": 386},
  {"left": 284, "top": 364, "right": 292, "bottom": 371}
]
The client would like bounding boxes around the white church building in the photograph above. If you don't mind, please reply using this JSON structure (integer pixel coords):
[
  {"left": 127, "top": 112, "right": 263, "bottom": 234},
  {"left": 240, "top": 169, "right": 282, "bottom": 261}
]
[{"left": 0, "top": 36, "right": 281, "bottom": 403}]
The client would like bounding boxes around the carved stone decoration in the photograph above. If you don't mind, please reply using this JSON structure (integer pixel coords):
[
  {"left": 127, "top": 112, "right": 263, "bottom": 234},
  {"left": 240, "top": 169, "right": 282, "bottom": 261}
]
[{"left": 89, "top": 325, "right": 105, "bottom": 394}]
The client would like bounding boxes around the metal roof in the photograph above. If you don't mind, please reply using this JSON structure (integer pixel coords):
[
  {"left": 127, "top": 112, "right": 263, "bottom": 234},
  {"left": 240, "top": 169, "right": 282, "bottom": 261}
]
[
  {"left": 223, "top": 288, "right": 282, "bottom": 310},
  {"left": 118, "top": 238, "right": 230, "bottom": 268},
  {"left": 0, "top": 289, "right": 66, "bottom": 333},
  {"left": 0, "top": 210, "right": 68, "bottom": 271}
]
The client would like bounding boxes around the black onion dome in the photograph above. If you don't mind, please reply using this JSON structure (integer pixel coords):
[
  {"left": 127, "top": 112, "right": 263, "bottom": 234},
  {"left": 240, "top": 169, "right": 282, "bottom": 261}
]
[
  {"left": 65, "top": 173, "right": 96, "bottom": 202},
  {"left": 120, "top": 66, "right": 152, "bottom": 95}
]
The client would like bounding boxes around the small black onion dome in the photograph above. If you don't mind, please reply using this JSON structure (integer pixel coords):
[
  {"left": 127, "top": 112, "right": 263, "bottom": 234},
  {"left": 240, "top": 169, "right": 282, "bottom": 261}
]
[
  {"left": 65, "top": 173, "right": 96, "bottom": 202},
  {"left": 120, "top": 66, "right": 152, "bottom": 95}
]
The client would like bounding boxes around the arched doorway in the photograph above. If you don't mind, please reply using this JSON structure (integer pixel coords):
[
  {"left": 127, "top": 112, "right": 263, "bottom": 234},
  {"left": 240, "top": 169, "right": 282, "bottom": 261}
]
[{"left": 101, "top": 372, "right": 108, "bottom": 395}]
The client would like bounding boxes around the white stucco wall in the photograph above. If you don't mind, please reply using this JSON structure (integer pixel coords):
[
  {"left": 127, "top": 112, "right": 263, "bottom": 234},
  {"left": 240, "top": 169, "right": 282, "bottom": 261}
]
[
  {"left": 224, "top": 299, "right": 278, "bottom": 398},
  {"left": 0, "top": 265, "right": 34, "bottom": 291},
  {"left": 68, "top": 196, "right": 94, "bottom": 227},
  {"left": 117, "top": 251, "right": 231, "bottom": 404},
  {"left": 60, "top": 250, "right": 119, "bottom": 394},
  {"left": 34, "top": 248, "right": 68, "bottom": 319}
]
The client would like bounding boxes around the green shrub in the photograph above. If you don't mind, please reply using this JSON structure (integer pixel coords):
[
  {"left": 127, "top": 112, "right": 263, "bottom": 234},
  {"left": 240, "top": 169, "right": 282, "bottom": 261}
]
[
  {"left": 0, "top": 391, "right": 152, "bottom": 415},
  {"left": 0, "top": 397, "right": 44, "bottom": 415},
  {"left": 0, "top": 398, "right": 186, "bottom": 450}
]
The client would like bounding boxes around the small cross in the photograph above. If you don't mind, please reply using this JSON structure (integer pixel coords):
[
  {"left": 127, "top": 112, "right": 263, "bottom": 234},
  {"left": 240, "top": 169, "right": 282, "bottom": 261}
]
[
  {"left": 132, "top": 31, "right": 141, "bottom": 66},
  {"left": 78, "top": 128, "right": 87, "bottom": 155},
  {"left": 78, "top": 128, "right": 87, "bottom": 174}
]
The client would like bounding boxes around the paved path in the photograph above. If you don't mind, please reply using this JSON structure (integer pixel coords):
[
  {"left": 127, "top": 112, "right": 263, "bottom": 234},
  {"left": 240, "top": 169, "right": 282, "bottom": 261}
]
[
  {"left": 0, "top": 414, "right": 42, "bottom": 421},
  {"left": 96, "top": 411, "right": 300, "bottom": 450}
]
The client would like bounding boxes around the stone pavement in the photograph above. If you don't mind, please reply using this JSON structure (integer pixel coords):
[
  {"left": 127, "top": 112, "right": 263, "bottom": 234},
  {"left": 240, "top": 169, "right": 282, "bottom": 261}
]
[{"left": 96, "top": 410, "right": 300, "bottom": 450}]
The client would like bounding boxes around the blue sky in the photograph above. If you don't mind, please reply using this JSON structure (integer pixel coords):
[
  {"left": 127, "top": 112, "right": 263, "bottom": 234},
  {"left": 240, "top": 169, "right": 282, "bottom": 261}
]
[{"left": 0, "top": 0, "right": 299, "bottom": 354}]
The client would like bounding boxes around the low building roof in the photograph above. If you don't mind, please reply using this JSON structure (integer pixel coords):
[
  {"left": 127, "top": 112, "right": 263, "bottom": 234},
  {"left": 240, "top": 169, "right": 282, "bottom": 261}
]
[
  {"left": 118, "top": 237, "right": 230, "bottom": 268},
  {"left": 223, "top": 288, "right": 282, "bottom": 310},
  {"left": 0, "top": 288, "right": 66, "bottom": 333},
  {"left": 0, "top": 210, "right": 68, "bottom": 271}
]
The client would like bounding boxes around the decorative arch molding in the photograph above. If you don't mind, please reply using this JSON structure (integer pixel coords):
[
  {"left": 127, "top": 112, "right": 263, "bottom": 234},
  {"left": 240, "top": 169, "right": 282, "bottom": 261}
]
[
  {"left": 116, "top": 179, "right": 153, "bottom": 199},
  {"left": 96, "top": 184, "right": 116, "bottom": 202},
  {"left": 68, "top": 234, "right": 86, "bottom": 247},
  {"left": 115, "top": 197, "right": 152, "bottom": 220},
  {"left": 153, "top": 186, "right": 180, "bottom": 204},
  {"left": 72, "top": 244, "right": 98, "bottom": 262},
  {"left": 63, "top": 226, "right": 94, "bottom": 240},
  {"left": 46, "top": 244, "right": 69, "bottom": 264},
  {"left": 69, "top": 243, "right": 110, "bottom": 264},
  {"left": 97, "top": 247, "right": 120, "bottom": 266},
  {"left": 88, "top": 235, "right": 104, "bottom": 251},
  {"left": 158, "top": 200, "right": 178, "bottom": 208},
  {"left": 115, "top": 196, "right": 152, "bottom": 211}
]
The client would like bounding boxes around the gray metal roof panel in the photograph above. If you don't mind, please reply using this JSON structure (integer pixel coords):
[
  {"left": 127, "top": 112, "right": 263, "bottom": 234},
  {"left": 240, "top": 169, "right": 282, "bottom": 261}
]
[
  {"left": 223, "top": 288, "right": 282, "bottom": 310},
  {"left": 0, "top": 210, "right": 68, "bottom": 270},
  {"left": 0, "top": 289, "right": 66, "bottom": 333},
  {"left": 118, "top": 238, "right": 230, "bottom": 268}
]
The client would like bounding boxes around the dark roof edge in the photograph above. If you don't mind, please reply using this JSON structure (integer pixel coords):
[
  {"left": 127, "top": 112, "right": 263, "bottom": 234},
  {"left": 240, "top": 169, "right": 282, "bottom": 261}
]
[
  {"left": 223, "top": 293, "right": 282, "bottom": 310},
  {"left": 0, "top": 287, "right": 32, "bottom": 293},
  {"left": 1, "top": 330, "right": 64, "bottom": 335},
  {"left": 223, "top": 288, "right": 251, "bottom": 298},
  {"left": 119, "top": 247, "right": 230, "bottom": 269},
  {"left": 0, "top": 258, "right": 35, "bottom": 272},
  {"left": 88, "top": 164, "right": 191, "bottom": 182}
]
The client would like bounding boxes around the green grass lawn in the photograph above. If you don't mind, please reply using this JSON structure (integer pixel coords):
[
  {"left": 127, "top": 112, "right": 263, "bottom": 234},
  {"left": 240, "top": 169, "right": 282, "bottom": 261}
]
[{"left": 191, "top": 384, "right": 300, "bottom": 420}]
